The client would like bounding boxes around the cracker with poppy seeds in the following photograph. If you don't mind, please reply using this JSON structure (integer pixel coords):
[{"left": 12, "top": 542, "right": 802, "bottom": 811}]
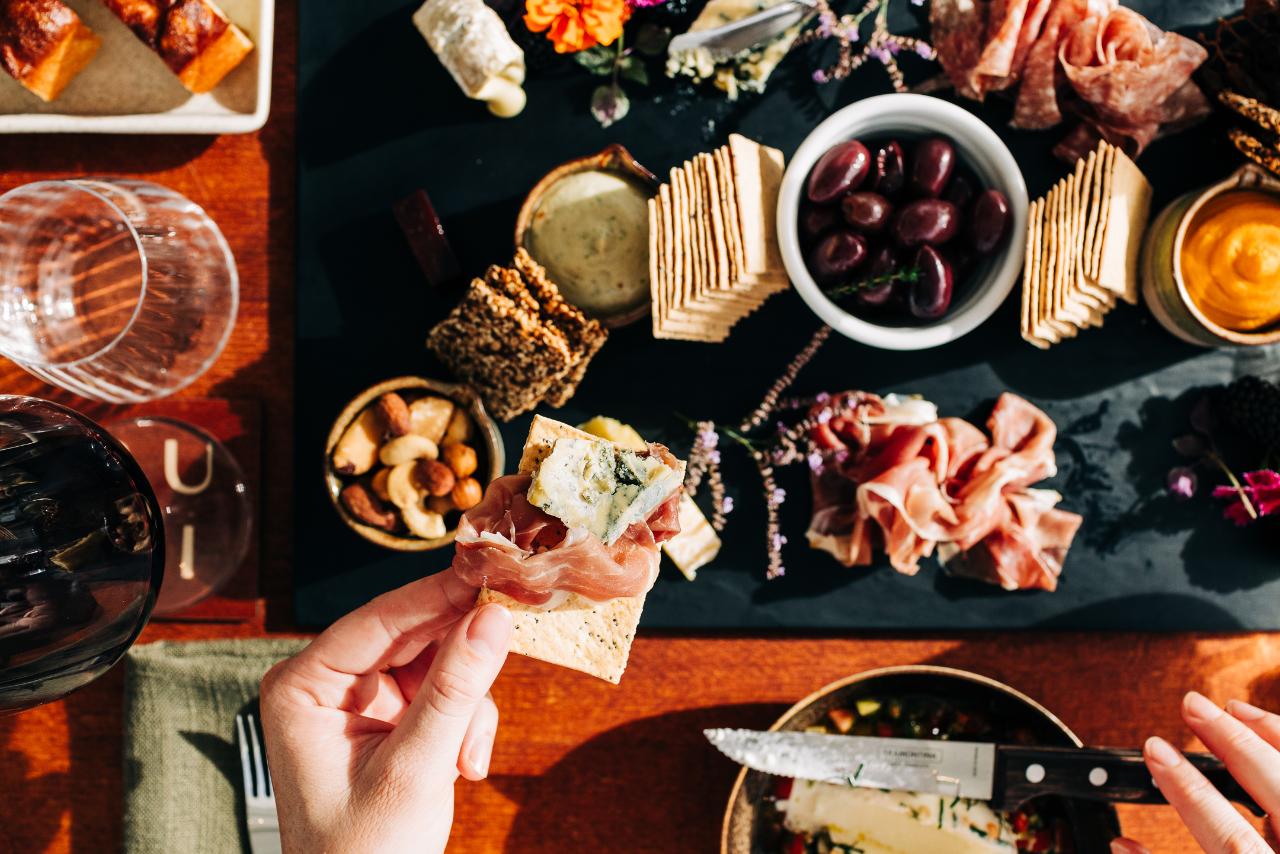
[{"left": 474, "top": 415, "right": 685, "bottom": 684}]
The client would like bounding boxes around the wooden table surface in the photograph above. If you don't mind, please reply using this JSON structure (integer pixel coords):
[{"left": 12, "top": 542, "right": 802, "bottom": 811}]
[{"left": 1, "top": 4, "right": 1277, "bottom": 852}]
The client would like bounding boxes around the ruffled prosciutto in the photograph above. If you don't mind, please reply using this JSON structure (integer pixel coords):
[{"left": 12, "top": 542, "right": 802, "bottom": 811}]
[
  {"left": 929, "top": 0, "right": 1208, "bottom": 159},
  {"left": 806, "top": 392, "right": 1081, "bottom": 592},
  {"left": 451, "top": 474, "right": 681, "bottom": 606}
]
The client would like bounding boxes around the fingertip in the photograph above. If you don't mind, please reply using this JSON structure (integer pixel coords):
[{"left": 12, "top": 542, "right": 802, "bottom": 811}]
[
  {"left": 1182, "top": 691, "right": 1224, "bottom": 724},
  {"left": 467, "top": 603, "right": 513, "bottom": 659},
  {"left": 1144, "top": 735, "right": 1184, "bottom": 769},
  {"left": 1226, "top": 698, "right": 1268, "bottom": 722},
  {"left": 1110, "top": 838, "right": 1150, "bottom": 854}
]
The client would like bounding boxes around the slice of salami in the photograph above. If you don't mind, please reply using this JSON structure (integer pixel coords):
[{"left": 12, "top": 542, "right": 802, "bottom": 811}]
[
  {"left": 972, "top": 0, "right": 1032, "bottom": 93},
  {"left": 1012, "top": 0, "right": 1115, "bottom": 129},
  {"left": 929, "top": 0, "right": 992, "bottom": 101}
]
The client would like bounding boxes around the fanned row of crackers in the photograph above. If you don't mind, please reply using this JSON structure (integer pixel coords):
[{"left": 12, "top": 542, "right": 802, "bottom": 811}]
[
  {"left": 648, "top": 134, "right": 789, "bottom": 343},
  {"left": 1021, "top": 140, "right": 1153, "bottom": 348},
  {"left": 427, "top": 249, "right": 607, "bottom": 421}
]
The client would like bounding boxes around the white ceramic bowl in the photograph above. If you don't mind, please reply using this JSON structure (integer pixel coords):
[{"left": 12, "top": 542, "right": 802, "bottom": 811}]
[{"left": 778, "top": 93, "right": 1029, "bottom": 351}]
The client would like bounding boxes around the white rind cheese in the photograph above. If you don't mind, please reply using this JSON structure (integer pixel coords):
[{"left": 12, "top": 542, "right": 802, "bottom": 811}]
[
  {"left": 781, "top": 781, "right": 1016, "bottom": 854},
  {"left": 662, "top": 494, "right": 721, "bottom": 579},
  {"left": 528, "top": 437, "right": 683, "bottom": 545}
]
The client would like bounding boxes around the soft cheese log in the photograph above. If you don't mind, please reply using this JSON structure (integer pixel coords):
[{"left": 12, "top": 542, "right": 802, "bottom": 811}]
[
  {"left": 0, "top": 0, "right": 100, "bottom": 101},
  {"left": 412, "top": 0, "right": 526, "bottom": 118}
]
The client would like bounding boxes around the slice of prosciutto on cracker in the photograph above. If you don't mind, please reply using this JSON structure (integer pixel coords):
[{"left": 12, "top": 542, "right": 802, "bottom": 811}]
[{"left": 450, "top": 415, "right": 686, "bottom": 683}]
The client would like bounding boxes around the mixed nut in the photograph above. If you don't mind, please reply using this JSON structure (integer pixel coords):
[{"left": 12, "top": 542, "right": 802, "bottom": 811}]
[{"left": 332, "top": 390, "right": 487, "bottom": 540}]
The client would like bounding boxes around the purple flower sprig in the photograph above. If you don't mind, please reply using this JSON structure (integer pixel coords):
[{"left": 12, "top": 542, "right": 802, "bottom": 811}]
[
  {"left": 1167, "top": 394, "right": 1263, "bottom": 524},
  {"left": 792, "top": 0, "right": 937, "bottom": 92}
]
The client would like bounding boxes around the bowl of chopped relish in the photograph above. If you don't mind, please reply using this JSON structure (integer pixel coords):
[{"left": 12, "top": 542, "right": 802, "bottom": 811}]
[{"left": 720, "top": 665, "right": 1119, "bottom": 854}]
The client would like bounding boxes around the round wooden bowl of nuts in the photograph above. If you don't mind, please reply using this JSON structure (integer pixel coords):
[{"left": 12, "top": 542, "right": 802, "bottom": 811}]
[{"left": 325, "top": 376, "right": 505, "bottom": 551}]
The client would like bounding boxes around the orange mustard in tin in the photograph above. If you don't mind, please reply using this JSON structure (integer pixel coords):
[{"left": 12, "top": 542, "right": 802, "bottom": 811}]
[{"left": 1180, "top": 190, "right": 1280, "bottom": 332}]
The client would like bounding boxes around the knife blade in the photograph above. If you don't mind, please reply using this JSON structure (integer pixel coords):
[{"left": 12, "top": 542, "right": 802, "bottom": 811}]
[
  {"left": 704, "top": 728, "right": 1266, "bottom": 815},
  {"left": 666, "top": 0, "right": 817, "bottom": 64}
]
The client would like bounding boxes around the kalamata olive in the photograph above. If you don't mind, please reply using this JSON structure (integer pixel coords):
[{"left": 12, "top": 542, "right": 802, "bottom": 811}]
[
  {"left": 870, "top": 140, "right": 906, "bottom": 197},
  {"left": 910, "top": 137, "right": 956, "bottom": 198},
  {"left": 892, "top": 198, "right": 960, "bottom": 248},
  {"left": 854, "top": 244, "right": 900, "bottom": 308},
  {"left": 841, "top": 192, "right": 893, "bottom": 234},
  {"left": 909, "top": 245, "right": 954, "bottom": 320},
  {"left": 943, "top": 172, "right": 976, "bottom": 209},
  {"left": 808, "top": 230, "right": 868, "bottom": 282},
  {"left": 968, "top": 189, "right": 1011, "bottom": 255},
  {"left": 799, "top": 204, "right": 841, "bottom": 242},
  {"left": 807, "top": 140, "right": 871, "bottom": 204}
]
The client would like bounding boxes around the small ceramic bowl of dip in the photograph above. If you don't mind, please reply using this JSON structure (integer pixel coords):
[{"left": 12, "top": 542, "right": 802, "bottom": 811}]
[
  {"left": 515, "top": 144, "right": 659, "bottom": 328},
  {"left": 1140, "top": 163, "right": 1280, "bottom": 347}
]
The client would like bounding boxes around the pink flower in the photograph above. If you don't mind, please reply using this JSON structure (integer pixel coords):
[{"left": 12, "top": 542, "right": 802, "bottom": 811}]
[{"left": 1212, "top": 469, "right": 1280, "bottom": 526}]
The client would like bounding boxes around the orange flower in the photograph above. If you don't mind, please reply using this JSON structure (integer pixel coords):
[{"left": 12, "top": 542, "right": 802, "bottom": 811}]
[{"left": 524, "top": 0, "right": 630, "bottom": 53}]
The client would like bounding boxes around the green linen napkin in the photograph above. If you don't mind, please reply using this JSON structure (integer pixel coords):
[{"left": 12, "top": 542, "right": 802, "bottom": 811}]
[{"left": 122, "top": 638, "right": 308, "bottom": 854}]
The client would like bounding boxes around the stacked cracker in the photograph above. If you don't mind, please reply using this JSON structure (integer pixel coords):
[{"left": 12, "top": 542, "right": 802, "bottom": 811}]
[
  {"left": 427, "top": 249, "right": 607, "bottom": 421},
  {"left": 1021, "top": 140, "right": 1153, "bottom": 348},
  {"left": 649, "top": 134, "right": 790, "bottom": 342}
]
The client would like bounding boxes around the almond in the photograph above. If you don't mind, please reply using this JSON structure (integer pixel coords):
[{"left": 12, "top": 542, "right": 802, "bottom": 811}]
[
  {"left": 341, "top": 483, "right": 397, "bottom": 531},
  {"left": 375, "top": 393, "right": 413, "bottom": 438}
]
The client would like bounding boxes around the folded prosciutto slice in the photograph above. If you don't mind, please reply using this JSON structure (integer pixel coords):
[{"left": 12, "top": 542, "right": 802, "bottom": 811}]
[
  {"left": 806, "top": 392, "right": 1081, "bottom": 592},
  {"left": 452, "top": 473, "right": 681, "bottom": 607}
]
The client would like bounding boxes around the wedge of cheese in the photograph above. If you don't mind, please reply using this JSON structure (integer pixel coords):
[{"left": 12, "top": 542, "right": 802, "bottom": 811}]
[
  {"left": 665, "top": 0, "right": 804, "bottom": 99},
  {"left": 528, "top": 437, "right": 685, "bottom": 545},
  {"left": 782, "top": 781, "right": 1017, "bottom": 854},
  {"left": 577, "top": 416, "right": 720, "bottom": 579}
]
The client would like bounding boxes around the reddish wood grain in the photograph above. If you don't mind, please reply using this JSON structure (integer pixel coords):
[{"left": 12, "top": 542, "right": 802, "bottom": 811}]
[{"left": 0, "top": 4, "right": 1276, "bottom": 853}]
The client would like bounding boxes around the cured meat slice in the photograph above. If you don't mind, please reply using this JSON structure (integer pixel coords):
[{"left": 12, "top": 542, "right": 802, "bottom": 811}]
[
  {"left": 805, "top": 392, "right": 1082, "bottom": 590},
  {"left": 1058, "top": 7, "right": 1210, "bottom": 156},
  {"left": 972, "top": 0, "right": 1032, "bottom": 93},
  {"left": 1012, "top": 0, "right": 1116, "bottom": 129},
  {"left": 929, "top": 0, "right": 992, "bottom": 101},
  {"left": 452, "top": 474, "right": 677, "bottom": 605}
]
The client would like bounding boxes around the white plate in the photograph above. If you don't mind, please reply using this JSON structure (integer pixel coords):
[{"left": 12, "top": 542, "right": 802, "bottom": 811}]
[{"left": 0, "top": 0, "right": 273, "bottom": 134}]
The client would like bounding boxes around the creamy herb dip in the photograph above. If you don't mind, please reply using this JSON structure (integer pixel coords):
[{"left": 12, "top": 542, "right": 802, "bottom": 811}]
[{"left": 526, "top": 170, "right": 650, "bottom": 319}]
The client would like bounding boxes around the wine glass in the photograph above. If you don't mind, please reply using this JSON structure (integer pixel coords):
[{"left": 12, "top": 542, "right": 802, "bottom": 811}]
[
  {"left": 0, "top": 396, "right": 164, "bottom": 714},
  {"left": 0, "top": 178, "right": 239, "bottom": 403}
]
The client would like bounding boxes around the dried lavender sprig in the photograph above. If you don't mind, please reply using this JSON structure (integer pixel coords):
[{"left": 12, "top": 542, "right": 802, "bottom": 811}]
[{"left": 739, "top": 325, "right": 832, "bottom": 433}]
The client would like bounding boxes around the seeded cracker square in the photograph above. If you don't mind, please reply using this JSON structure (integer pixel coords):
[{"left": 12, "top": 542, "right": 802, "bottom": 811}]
[
  {"left": 426, "top": 279, "right": 573, "bottom": 421},
  {"left": 513, "top": 249, "right": 608, "bottom": 406}
]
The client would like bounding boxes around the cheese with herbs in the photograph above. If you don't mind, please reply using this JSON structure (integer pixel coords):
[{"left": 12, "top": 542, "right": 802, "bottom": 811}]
[
  {"left": 781, "top": 780, "right": 1016, "bottom": 854},
  {"left": 528, "top": 437, "right": 683, "bottom": 545},
  {"left": 665, "top": 0, "right": 803, "bottom": 99}
]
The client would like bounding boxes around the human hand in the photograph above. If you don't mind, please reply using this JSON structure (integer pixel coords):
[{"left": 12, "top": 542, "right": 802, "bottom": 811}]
[
  {"left": 259, "top": 569, "right": 513, "bottom": 854},
  {"left": 1111, "top": 692, "right": 1278, "bottom": 854}
]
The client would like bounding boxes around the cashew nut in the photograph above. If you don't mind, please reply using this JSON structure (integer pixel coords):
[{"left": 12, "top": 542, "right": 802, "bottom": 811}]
[
  {"left": 380, "top": 434, "right": 438, "bottom": 467},
  {"left": 402, "top": 502, "right": 447, "bottom": 539}
]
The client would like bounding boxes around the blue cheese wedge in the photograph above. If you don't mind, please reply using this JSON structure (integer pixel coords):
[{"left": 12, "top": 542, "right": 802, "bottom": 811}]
[
  {"left": 665, "top": 0, "right": 803, "bottom": 99},
  {"left": 528, "top": 437, "right": 684, "bottom": 545},
  {"left": 781, "top": 781, "right": 1017, "bottom": 854}
]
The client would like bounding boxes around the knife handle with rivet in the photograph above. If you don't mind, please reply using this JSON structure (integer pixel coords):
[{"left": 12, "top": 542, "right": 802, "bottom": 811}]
[{"left": 995, "top": 745, "right": 1265, "bottom": 817}]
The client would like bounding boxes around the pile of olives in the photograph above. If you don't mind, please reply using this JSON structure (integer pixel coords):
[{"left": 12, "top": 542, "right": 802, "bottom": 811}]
[{"left": 801, "top": 135, "right": 1011, "bottom": 321}]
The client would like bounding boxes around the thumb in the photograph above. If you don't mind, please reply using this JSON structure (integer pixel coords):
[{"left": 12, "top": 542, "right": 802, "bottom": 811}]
[{"left": 383, "top": 603, "right": 512, "bottom": 782}]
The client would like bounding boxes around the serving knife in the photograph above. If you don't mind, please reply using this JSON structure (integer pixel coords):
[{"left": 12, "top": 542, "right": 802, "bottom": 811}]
[
  {"left": 704, "top": 728, "right": 1265, "bottom": 816},
  {"left": 666, "top": 0, "right": 818, "bottom": 64}
]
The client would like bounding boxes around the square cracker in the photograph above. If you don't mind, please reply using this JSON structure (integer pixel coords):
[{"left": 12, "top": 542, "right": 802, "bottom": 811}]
[
  {"left": 656, "top": 173, "right": 719, "bottom": 338},
  {"left": 691, "top": 157, "right": 758, "bottom": 310},
  {"left": 1030, "top": 197, "right": 1062, "bottom": 344},
  {"left": 1052, "top": 175, "right": 1090, "bottom": 328},
  {"left": 1065, "top": 157, "right": 1106, "bottom": 321},
  {"left": 1021, "top": 198, "right": 1050, "bottom": 348},
  {"left": 669, "top": 167, "right": 734, "bottom": 333},
  {"left": 1087, "top": 143, "right": 1116, "bottom": 284},
  {"left": 1039, "top": 186, "right": 1074, "bottom": 339},
  {"left": 483, "top": 415, "right": 682, "bottom": 684},
  {"left": 1097, "top": 147, "right": 1152, "bottom": 306},
  {"left": 728, "top": 134, "right": 788, "bottom": 289}
]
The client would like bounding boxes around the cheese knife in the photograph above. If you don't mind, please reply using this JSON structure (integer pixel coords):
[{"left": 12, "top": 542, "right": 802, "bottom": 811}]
[
  {"left": 704, "top": 728, "right": 1265, "bottom": 815},
  {"left": 666, "top": 0, "right": 818, "bottom": 64}
]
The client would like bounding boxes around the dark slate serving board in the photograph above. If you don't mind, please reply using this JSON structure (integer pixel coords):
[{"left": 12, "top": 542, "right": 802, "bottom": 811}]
[{"left": 296, "top": 0, "right": 1280, "bottom": 630}]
